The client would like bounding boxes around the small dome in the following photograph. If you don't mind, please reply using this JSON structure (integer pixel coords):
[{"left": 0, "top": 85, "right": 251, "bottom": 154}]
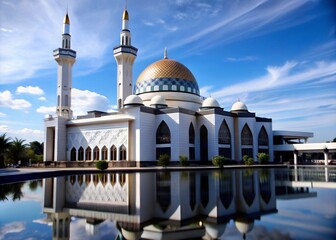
[
  {"left": 204, "top": 223, "right": 227, "bottom": 239},
  {"left": 201, "top": 97, "right": 220, "bottom": 109},
  {"left": 235, "top": 220, "right": 254, "bottom": 234},
  {"left": 231, "top": 100, "right": 248, "bottom": 112},
  {"left": 124, "top": 95, "right": 143, "bottom": 106},
  {"left": 150, "top": 95, "right": 167, "bottom": 108}
]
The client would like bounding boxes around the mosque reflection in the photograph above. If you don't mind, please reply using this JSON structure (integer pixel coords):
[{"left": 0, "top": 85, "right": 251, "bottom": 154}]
[{"left": 42, "top": 169, "right": 283, "bottom": 240}]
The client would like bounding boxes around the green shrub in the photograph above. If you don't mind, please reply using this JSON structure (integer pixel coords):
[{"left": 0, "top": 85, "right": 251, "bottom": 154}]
[
  {"left": 212, "top": 155, "right": 226, "bottom": 168},
  {"left": 242, "top": 155, "right": 254, "bottom": 165},
  {"left": 96, "top": 160, "right": 108, "bottom": 171},
  {"left": 257, "top": 153, "right": 270, "bottom": 164},
  {"left": 158, "top": 154, "right": 170, "bottom": 167},
  {"left": 179, "top": 155, "right": 188, "bottom": 166}
]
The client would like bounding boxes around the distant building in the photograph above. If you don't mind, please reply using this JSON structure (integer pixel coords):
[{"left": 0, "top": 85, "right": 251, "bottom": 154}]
[{"left": 44, "top": 9, "right": 317, "bottom": 165}]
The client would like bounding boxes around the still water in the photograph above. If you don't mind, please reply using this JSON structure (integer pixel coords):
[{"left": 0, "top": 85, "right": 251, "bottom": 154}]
[{"left": 0, "top": 167, "right": 335, "bottom": 240}]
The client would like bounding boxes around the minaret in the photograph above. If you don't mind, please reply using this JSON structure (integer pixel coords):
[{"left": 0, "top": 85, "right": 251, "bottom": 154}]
[
  {"left": 113, "top": 8, "right": 138, "bottom": 110},
  {"left": 53, "top": 11, "right": 76, "bottom": 119}
]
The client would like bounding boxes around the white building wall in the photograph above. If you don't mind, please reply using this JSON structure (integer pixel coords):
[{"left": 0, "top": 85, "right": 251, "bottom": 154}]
[
  {"left": 139, "top": 111, "right": 156, "bottom": 162},
  {"left": 66, "top": 121, "right": 129, "bottom": 160},
  {"left": 197, "top": 114, "right": 216, "bottom": 161},
  {"left": 178, "top": 113, "right": 196, "bottom": 160}
]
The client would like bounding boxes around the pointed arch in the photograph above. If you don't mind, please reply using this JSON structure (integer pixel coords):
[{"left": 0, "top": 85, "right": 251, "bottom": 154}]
[
  {"left": 258, "top": 126, "right": 269, "bottom": 154},
  {"left": 156, "top": 172, "right": 171, "bottom": 212},
  {"left": 78, "top": 147, "right": 84, "bottom": 160},
  {"left": 218, "top": 120, "right": 231, "bottom": 144},
  {"left": 70, "top": 147, "right": 76, "bottom": 161},
  {"left": 200, "top": 125, "right": 208, "bottom": 162},
  {"left": 93, "top": 146, "right": 99, "bottom": 160},
  {"left": 189, "top": 123, "right": 195, "bottom": 144},
  {"left": 218, "top": 120, "right": 232, "bottom": 159},
  {"left": 241, "top": 124, "right": 253, "bottom": 158},
  {"left": 119, "top": 144, "right": 127, "bottom": 160},
  {"left": 85, "top": 147, "right": 91, "bottom": 160},
  {"left": 156, "top": 121, "right": 171, "bottom": 144},
  {"left": 241, "top": 124, "right": 253, "bottom": 145},
  {"left": 102, "top": 146, "right": 108, "bottom": 160},
  {"left": 110, "top": 145, "right": 117, "bottom": 160}
]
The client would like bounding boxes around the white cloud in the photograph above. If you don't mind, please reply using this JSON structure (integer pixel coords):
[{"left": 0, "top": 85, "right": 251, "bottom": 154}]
[
  {"left": 0, "top": 222, "right": 25, "bottom": 239},
  {"left": 212, "top": 60, "right": 336, "bottom": 99},
  {"left": 16, "top": 86, "right": 44, "bottom": 95},
  {"left": 0, "top": 0, "right": 116, "bottom": 84},
  {"left": 225, "top": 56, "right": 259, "bottom": 62},
  {"left": 36, "top": 106, "right": 55, "bottom": 114},
  {"left": 72, "top": 88, "right": 110, "bottom": 116},
  {"left": 0, "top": 125, "right": 10, "bottom": 132},
  {"left": 0, "top": 91, "right": 31, "bottom": 109},
  {"left": 17, "top": 128, "right": 43, "bottom": 136},
  {"left": 0, "top": 112, "right": 6, "bottom": 117},
  {"left": 38, "top": 96, "right": 47, "bottom": 101}
]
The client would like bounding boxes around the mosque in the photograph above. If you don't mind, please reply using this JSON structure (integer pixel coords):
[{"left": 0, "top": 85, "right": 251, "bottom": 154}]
[{"left": 43, "top": 9, "right": 314, "bottom": 165}]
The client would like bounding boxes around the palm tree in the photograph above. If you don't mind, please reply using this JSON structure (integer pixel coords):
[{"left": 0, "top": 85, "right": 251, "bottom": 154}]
[
  {"left": 0, "top": 133, "right": 12, "bottom": 168},
  {"left": 7, "top": 137, "right": 28, "bottom": 165}
]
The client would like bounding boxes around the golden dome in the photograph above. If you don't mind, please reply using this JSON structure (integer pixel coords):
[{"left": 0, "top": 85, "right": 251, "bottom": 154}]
[
  {"left": 135, "top": 58, "right": 199, "bottom": 95},
  {"left": 122, "top": 10, "right": 129, "bottom": 20},
  {"left": 64, "top": 13, "right": 70, "bottom": 24},
  {"left": 136, "top": 58, "right": 196, "bottom": 83}
]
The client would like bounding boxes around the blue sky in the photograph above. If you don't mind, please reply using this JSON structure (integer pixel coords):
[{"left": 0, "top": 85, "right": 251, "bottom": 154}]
[{"left": 0, "top": 0, "right": 335, "bottom": 143}]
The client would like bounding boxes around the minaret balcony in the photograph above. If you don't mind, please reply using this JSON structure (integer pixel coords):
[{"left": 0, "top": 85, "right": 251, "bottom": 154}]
[
  {"left": 113, "top": 46, "right": 138, "bottom": 56},
  {"left": 53, "top": 48, "right": 77, "bottom": 58}
]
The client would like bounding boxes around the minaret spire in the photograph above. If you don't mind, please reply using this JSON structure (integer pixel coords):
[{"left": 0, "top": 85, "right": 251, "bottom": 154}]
[
  {"left": 114, "top": 7, "right": 138, "bottom": 110},
  {"left": 53, "top": 11, "right": 76, "bottom": 119},
  {"left": 164, "top": 48, "right": 168, "bottom": 59}
]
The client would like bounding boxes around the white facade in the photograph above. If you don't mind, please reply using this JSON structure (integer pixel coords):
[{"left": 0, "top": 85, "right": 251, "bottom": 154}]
[{"left": 45, "top": 9, "right": 315, "bottom": 165}]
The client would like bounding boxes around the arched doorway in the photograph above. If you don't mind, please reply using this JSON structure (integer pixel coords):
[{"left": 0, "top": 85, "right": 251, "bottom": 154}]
[{"left": 200, "top": 125, "right": 208, "bottom": 162}]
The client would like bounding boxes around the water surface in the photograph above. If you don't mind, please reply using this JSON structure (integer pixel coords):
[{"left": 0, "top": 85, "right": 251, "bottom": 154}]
[{"left": 0, "top": 167, "right": 335, "bottom": 239}]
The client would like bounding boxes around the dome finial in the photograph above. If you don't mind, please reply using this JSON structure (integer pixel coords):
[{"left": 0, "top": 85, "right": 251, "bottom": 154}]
[{"left": 164, "top": 48, "right": 168, "bottom": 59}]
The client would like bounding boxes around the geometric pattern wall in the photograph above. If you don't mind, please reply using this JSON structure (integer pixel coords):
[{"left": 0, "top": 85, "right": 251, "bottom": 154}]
[
  {"left": 135, "top": 78, "right": 200, "bottom": 95},
  {"left": 67, "top": 128, "right": 128, "bottom": 150}
]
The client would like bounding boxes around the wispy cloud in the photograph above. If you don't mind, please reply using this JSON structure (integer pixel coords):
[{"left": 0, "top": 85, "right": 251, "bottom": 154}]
[
  {"left": 16, "top": 86, "right": 44, "bottom": 95},
  {"left": 212, "top": 60, "right": 336, "bottom": 99},
  {"left": 225, "top": 56, "right": 259, "bottom": 62},
  {"left": 0, "top": 90, "right": 31, "bottom": 109},
  {"left": 0, "top": 0, "right": 117, "bottom": 84}
]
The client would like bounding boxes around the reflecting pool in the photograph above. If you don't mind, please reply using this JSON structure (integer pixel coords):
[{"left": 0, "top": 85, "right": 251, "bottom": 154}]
[{"left": 0, "top": 167, "right": 336, "bottom": 239}]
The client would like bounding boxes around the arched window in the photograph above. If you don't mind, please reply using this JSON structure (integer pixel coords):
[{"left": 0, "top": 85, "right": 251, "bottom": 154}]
[
  {"left": 258, "top": 126, "right": 269, "bottom": 154},
  {"left": 102, "top": 146, "right": 108, "bottom": 160},
  {"left": 110, "top": 173, "right": 116, "bottom": 186},
  {"left": 119, "top": 173, "right": 126, "bottom": 186},
  {"left": 93, "top": 146, "right": 99, "bottom": 160},
  {"left": 110, "top": 145, "right": 117, "bottom": 160},
  {"left": 57, "top": 95, "right": 60, "bottom": 106},
  {"left": 78, "top": 147, "right": 84, "bottom": 160},
  {"left": 85, "top": 147, "right": 91, "bottom": 160},
  {"left": 241, "top": 124, "right": 253, "bottom": 145},
  {"left": 258, "top": 126, "right": 269, "bottom": 146},
  {"left": 218, "top": 120, "right": 231, "bottom": 144},
  {"left": 125, "top": 36, "right": 129, "bottom": 45},
  {"left": 119, "top": 145, "right": 127, "bottom": 160},
  {"left": 200, "top": 125, "right": 208, "bottom": 162},
  {"left": 156, "top": 121, "right": 171, "bottom": 144},
  {"left": 189, "top": 123, "right": 195, "bottom": 144},
  {"left": 70, "top": 147, "right": 76, "bottom": 161},
  {"left": 65, "top": 95, "right": 69, "bottom": 106}
]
